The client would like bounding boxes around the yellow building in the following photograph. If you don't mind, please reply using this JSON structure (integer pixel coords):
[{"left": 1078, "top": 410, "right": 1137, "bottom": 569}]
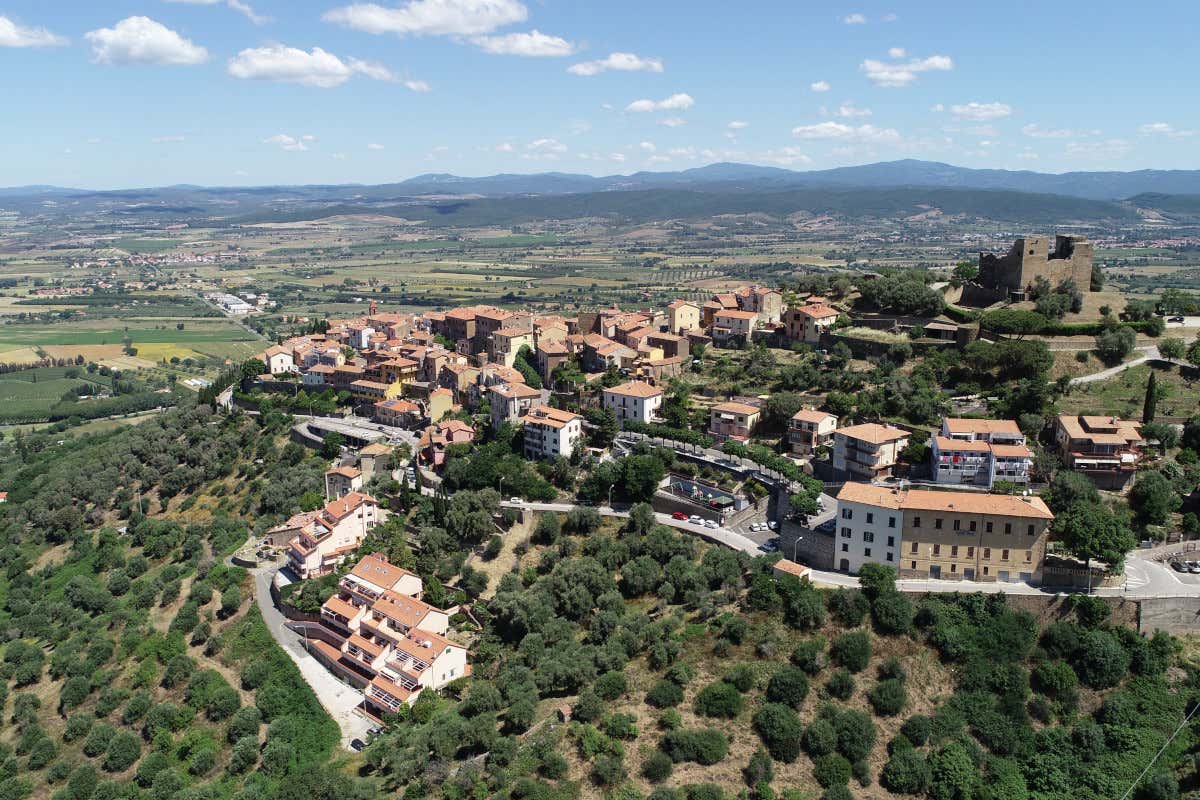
[{"left": 350, "top": 379, "right": 404, "bottom": 403}]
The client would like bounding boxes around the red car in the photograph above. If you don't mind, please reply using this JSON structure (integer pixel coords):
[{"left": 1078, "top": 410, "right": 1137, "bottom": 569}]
[{"left": 671, "top": 511, "right": 689, "bottom": 520}]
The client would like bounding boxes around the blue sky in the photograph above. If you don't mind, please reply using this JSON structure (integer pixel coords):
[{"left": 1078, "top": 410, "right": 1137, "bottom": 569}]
[{"left": 1, "top": 0, "right": 1197, "bottom": 188}]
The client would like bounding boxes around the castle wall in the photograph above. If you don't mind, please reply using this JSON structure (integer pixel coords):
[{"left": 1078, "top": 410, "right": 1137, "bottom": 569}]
[{"left": 977, "top": 234, "right": 1094, "bottom": 299}]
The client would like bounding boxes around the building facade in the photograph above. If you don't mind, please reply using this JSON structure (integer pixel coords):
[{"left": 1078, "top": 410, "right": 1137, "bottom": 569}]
[
  {"left": 708, "top": 401, "right": 761, "bottom": 442},
  {"left": 931, "top": 418, "right": 1032, "bottom": 488},
  {"left": 520, "top": 405, "right": 584, "bottom": 460},
  {"left": 832, "top": 423, "right": 910, "bottom": 481},
  {"left": 602, "top": 380, "right": 664, "bottom": 425},
  {"left": 1053, "top": 414, "right": 1143, "bottom": 489},
  {"left": 789, "top": 409, "right": 838, "bottom": 456}
]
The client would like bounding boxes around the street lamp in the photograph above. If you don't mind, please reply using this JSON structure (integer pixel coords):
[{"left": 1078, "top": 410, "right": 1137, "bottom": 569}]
[
  {"left": 607, "top": 482, "right": 615, "bottom": 510},
  {"left": 793, "top": 535, "right": 803, "bottom": 563},
  {"left": 498, "top": 475, "right": 505, "bottom": 498}
]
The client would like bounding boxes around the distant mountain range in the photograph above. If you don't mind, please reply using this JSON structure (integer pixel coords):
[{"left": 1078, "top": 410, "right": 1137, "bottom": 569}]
[{"left": 6, "top": 160, "right": 1200, "bottom": 226}]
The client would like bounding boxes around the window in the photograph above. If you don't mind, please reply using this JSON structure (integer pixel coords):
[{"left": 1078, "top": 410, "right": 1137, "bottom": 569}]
[
  {"left": 967, "top": 547, "right": 974, "bottom": 557},
  {"left": 984, "top": 566, "right": 989, "bottom": 575},
  {"left": 986, "top": 521, "right": 993, "bottom": 533},
  {"left": 983, "top": 548, "right": 991, "bottom": 559},
  {"left": 912, "top": 516, "right": 921, "bottom": 528},
  {"left": 888, "top": 516, "right": 896, "bottom": 528},
  {"left": 866, "top": 512, "right": 874, "bottom": 524},
  {"left": 864, "top": 548, "right": 872, "bottom": 558},
  {"left": 911, "top": 561, "right": 917, "bottom": 569},
  {"left": 841, "top": 527, "right": 852, "bottom": 538},
  {"left": 841, "top": 508, "right": 853, "bottom": 520},
  {"left": 933, "top": 544, "right": 941, "bottom": 556},
  {"left": 950, "top": 563, "right": 957, "bottom": 573},
  {"left": 1027, "top": 524, "right": 1035, "bottom": 536},
  {"left": 842, "top": 543, "right": 849, "bottom": 552},
  {"left": 887, "top": 536, "right": 895, "bottom": 547},
  {"left": 864, "top": 531, "right": 875, "bottom": 543},
  {"left": 1001, "top": 549, "right": 1010, "bottom": 560},
  {"left": 1025, "top": 550, "right": 1032, "bottom": 562},
  {"left": 969, "top": 521, "right": 977, "bottom": 532},
  {"left": 886, "top": 553, "right": 894, "bottom": 562},
  {"left": 953, "top": 519, "right": 961, "bottom": 531},
  {"left": 935, "top": 518, "right": 943, "bottom": 530},
  {"left": 1004, "top": 523, "right": 1012, "bottom": 534},
  {"left": 951, "top": 545, "right": 958, "bottom": 557},
  {"left": 910, "top": 542, "right": 918, "bottom": 553}
]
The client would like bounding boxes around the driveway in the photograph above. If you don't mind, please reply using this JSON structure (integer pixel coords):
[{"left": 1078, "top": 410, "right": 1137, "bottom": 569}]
[{"left": 250, "top": 567, "right": 373, "bottom": 749}]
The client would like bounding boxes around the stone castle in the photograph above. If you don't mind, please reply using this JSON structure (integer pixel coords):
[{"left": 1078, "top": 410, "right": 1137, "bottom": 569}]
[{"left": 977, "top": 234, "right": 1094, "bottom": 301}]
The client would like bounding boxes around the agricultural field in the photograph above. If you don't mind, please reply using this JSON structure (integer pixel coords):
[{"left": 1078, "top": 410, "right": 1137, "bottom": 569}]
[
  {"left": 1062, "top": 363, "right": 1200, "bottom": 419},
  {"left": 0, "top": 318, "right": 262, "bottom": 367}
]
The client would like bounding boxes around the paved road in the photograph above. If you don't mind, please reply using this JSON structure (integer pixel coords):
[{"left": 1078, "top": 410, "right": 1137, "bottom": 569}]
[{"left": 249, "top": 567, "right": 373, "bottom": 749}]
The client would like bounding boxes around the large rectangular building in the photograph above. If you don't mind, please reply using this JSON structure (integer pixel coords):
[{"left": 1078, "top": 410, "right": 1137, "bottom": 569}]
[
  {"left": 1053, "top": 414, "right": 1143, "bottom": 489},
  {"left": 832, "top": 423, "right": 910, "bottom": 481},
  {"left": 834, "top": 483, "right": 1053, "bottom": 584},
  {"left": 931, "top": 418, "right": 1032, "bottom": 488}
]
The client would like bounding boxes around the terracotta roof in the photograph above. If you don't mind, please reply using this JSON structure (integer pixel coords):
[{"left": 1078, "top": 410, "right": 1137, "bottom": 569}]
[
  {"left": 444, "top": 308, "right": 477, "bottom": 320},
  {"left": 715, "top": 309, "right": 758, "bottom": 320},
  {"left": 439, "top": 419, "right": 474, "bottom": 434},
  {"left": 792, "top": 409, "right": 836, "bottom": 424},
  {"left": 835, "top": 482, "right": 904, "bottom": 509},
  {"left": 1057, "top": 414, "right": 1141, "bottom": 443},
  {"left": 322, "top": 595, "right": 361, "bottom": 620},
  {"left": 668, "top": 300, "right": 699, "bottom": 310},
  {"left": 392, "top": 629, "right": 456, "bottom": 661},
  {"left": 360, "top": 442, "right": 392, "bottom": 456},
  {"left": 494, "top": 326, "right": 532, "bottom": 337},
  {"left": 377, "top": 398, "right": 421, "bottom": 414},
  {"left": 265, "top": 345, "right": 292, "bottom": 357},
  {"left": 324, "top": 492, "right": 375, "bottom": 521},
  {"left": 793, "top": 304, "right": 840, "bottom": 319},
  {"left": 711, "top": 401, "right": 760, "bottom": 416},
  {"left": 773, "top": 559, "right": 811, "bottom": 578},
  {"left": 521, "top": 405, "right": 583, "bottom": 429},
  {"left": 326, "top": 465, "right": 362, "bottom": 478},
  {"left": 990, "top": 443, "right": 1033, "bottom": 458},
  {"left": 605, "top": 380, "right": 663, "bottom": 399},
  {"left": 838, "top": 482, "right": 1052, "bottom": 519},
  {"left": 350, "top": 554, "right": 416, "bottom": 590},
  {"left": 835, "top": 423, "right": 910, "bottom": 445},
  {"left": 372, "top": 591, "right": 439, "bottom": 630},
  {"left": 348, "top": 634, "right": 384, "bottom": 658},
  {"left": 943, "top": 418, "right": 1022, "bottom": 436},
  {"left": 351, "top": 379, "right": 393, "bottom": 391},
  {"left": 933, "top": 435, "right": 992, "bottom": 453},
  {"left": 491, "top": 382, "right": 542, "bottom": 400},
  {"left": 306, "top": 364, "right": 336, "bottom": 374}
]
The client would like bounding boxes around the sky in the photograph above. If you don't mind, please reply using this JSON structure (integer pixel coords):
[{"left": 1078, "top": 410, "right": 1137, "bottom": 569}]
[{"left": 1, "top": 0, "right": 1198, "bottom": 189}]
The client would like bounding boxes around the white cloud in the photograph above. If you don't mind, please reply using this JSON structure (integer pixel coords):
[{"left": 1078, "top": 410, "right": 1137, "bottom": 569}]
[
  {"left": 1015, "top": 151, "right": 1038, "bottom": 161},
  {"left": 1065, "top": 138, "right": 1131, "bottom": 160},
  {"left": 728, "top": 120, "right": 748, "bottom": 130},
  {"left": 659, "top": 116, "right": 687, "bottom": 127},
  {"left": 367, "top": 142, "right": 385, "bottom": 150},
  {"left": 810, "top": 80, "right": 831, "bottom": 92},
  {"left": 842, "top": 13, "right": 867, "bottom": 24},
  {"left": 887, "top": 46, "right": 906, "bottom": 58},
  {"left": 882, "top": 12, "right": 898, "bottom": 21},
  {"left": 473, "top": 29, "right": 574, "bottom": 56},
  {"left": 404, "top": 78, "right": 431, "bottom": 92},
  {"left": 0, "top": 15, "right": 68, "bottom": 47},
  {"left": 494, "top": 142, "right": 515, "bottom": 152},
  {"left": 151, "top": 135, "right": 186, "bottom": 143},
  {"left": 762, "top": 147, "right": 811, "bottom": 165},
  {"left": 1138, "top": 122, "right": 1195, "bottom": 138},
  {"left": 526, "top": 137, "right": 566, "bottom": 155},
  {"left": 639, "top": 141, "right": 656, "bottom": 152},
  {"left": 834, "top": 102, "right": 871, "bottom": 118},
  {"left": 668, "top": 147, "right": 699, "bottom": 160},
  {"left": 950, "top": 101, "right": 1012, "bottom": 121},
  {"left": 332, "top": 153, "right": 347, "bottom": 160},
  {"left": 860, "top": 53, "right": 952, "bottom": 87},
  {"left": 791, "top": 121, "right": 901, "bottom": 143},
  {"left": 323, "top": 0, "right": 527, "bottom": 37},
  {"left": 610, "top": 152, "right": 626, "bottom": 163},
  {"left": 1021, "top": 123, "right": 1093, "bottom": 139},
  {"left": 263, "top": 134, "right": 311, "bottom": 152},
  {"left": 228, "top": 45, "right": 396, "bottom": 87},
  {"left": 930, "top": 103, "right": 944, "bottom": 112},
  {"left": 626, "top": 93, "right": 694, "bottom": 113},
  {"left": 567, "top": 52, "right": 663, "bottom": 76},
  {"left": 84, "top": 17, "right": 208, "bottom": 65},
  {"left": 164, "top": 0, "right": 269, "bottom": 26}
]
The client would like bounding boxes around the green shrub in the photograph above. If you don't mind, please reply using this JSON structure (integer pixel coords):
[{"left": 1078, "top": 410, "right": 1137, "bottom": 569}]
[
  {"left": 834, "top": 710, "right": 877, "bottom": 763},
  {"left": 813, "top": 753, "right": 852, "bottom": 788},
  {"left": 882, "top": 748, "right": 931, "bottom": 794},
  {"left": 791, "top": 639, "right": 826, "bottom": 674},
  {"left": 765, "top": 666, "right": 809, "bottom": 709},
  {"left": 724, "top": 664, "right": 756, "bottom": 692},
  {"left": 868, "top": 678, "right": 907, "bottom": 717},
  {"left": 646, "top": 680, "right": 684, "bottom": 709},
  {"left": 831, "top": 632, "right": 871, "bottom": 673},
  {"left": 752, "top": 704, "right": 802, "bottom": 762},
  {"left": 1073, "top": 630, "right": 1131, "bottom": 689},
  {"left": 102, "top": 732, "right": 141, "bottom": 773},
  {"left": 900, "top": 715, "right": 931, "bottom": 746},
  {"left": 642, "top": 751, "right": 674, "bottom": 783},
  {"left": 826, "top": 670, "right": 855, "bottom": 700},
  {"left": 694, "top": 682, "right": 744, "bottom": 719},
  {"left": 872, "top": 592, "right": 915, "bottom": 635},
  {"left": 594, "top": 671, "right": 628, "bottom": 701},
  {"left": 661, "top": 729, "right": 729, "bottom": 765},
  {"left": 802, "top": 718, "right": 837, "bottom": 757}
]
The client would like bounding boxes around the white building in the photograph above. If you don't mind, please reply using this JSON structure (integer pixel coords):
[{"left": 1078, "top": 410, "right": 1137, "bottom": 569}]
[
  {"left": 931, "top": 418, "right": 1032, "bottom": 488},
  {"left": 602, "top": 380, "right": 664, "bottom": 425},
  {"left": 834, "top": 484, "right": 903, "bottom": 574},
  {"left": 520, "top": 405, "right": 584, "bottom": 460}
]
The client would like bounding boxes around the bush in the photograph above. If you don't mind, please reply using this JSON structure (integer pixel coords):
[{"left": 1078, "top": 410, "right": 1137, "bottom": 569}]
[
  {"left": 591, "top": 754, "right": 626, "bottom": 787},
  {"left": 594, "top": 671, "right": 628, "bottom": 701},
  {"left": 899, "top": 715, "right": 931, "bottom": 747},
  {"left": 102, "top": 731, "right": 141, "bottom": 772},
  {"left": 765, "top": 666, "right": 809, "bottom": 709},
  {"left": 831, "top": 632, "right": 871, "bottom": 673},
  {"left": 724, "top": 664, "right": 756, "bottom": 693},
  {"left": 827, "top": 589, "right": 869, "bottom": 626},
  {"left": 871, "top": 592, "right": 914, "bottom": 635},
  {"left": 791, "top": 639, "right": 826, "bottom": 674},
  {"left": 642, "top": 751, "right": 674, "bottom": 783},
  {"left": 882, "top": 748, "right": 931, "bottom": 794},
  {"left": 661, "top": 728, "right": 729, "bottom": 765},
  {"left": 602, "top": 713, "right": 639, "bottom": 740},
  {"left": 802, "top": 718, "right": 837, "bottom": 756},
  {"left": 752, "top": 704, "right": 803, "bottom": 762},
  {"left": 834, "top": 710, "right": 876, "bottom": 763},
  {"left": 646, "top": 680, "right": 684, "bottom": 709},
  {"left": 868, "top": 679, "right": 907, "bottom": 717},
  {"left": 1074, "top": 630, "right": 1131, "bottom": 689},
  {"left": 694, "top": 682, "right": 744, "bottom": 719},
  {"left": 826, "top": 670, "right": 855, "bottom": 700},
  {"left": 743, "top": 747, "right": 774, "bottom": 787},
  {"left": 813, "top": 753, "right": 852, "bottom": 788}
]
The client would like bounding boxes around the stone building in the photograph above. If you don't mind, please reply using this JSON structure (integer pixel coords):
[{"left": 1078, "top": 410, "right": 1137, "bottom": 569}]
[{"left": 977, "top": 234, "right": 1094, "bottom": 301}]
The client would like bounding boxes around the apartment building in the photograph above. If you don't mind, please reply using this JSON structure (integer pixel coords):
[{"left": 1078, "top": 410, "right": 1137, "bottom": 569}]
[
  {"left": 931, "top": 418, "right": 1033, "bottom": 488},
  {"left": 324, "top": 466, "right": 363, "bottom": 500},
  {"left": 374, "top": 398, "right": 424, "bottom": 429},
  {"left": 835, "top": 483, "right": 1053, "bottom": 582},
  {"left": 789, "top": 409, "right": 838, "bottom": 456},
  {"left": 711, "top": 309, "right": 758, "bottom": 346},
  {"left": 708, "top": 401, "right": 761, "bottom": 442},
  {"left": 1053, "top": 414, "right": 1143, "bottom": 489},
  {"left": 262, "top": 345, "right": 296, "bottom": 374},
  {"left": 520, "top": 405, "right": 584, "bottom": 460},
  {"left": 832, "top": 423, "right": 910, "bottom": 481},
  {"left": 315, "top": 555, "right": 468, "bottom": 713},
  {"left": 785, "top": 303, "right": 840, "bottom": 343},
  {"left": 667, "top": 300, "right": 701, "bottom": 335},
  {"left": 490, "top": 327, "right": 535, "bottom": 368},
  {"left": 350, "top": 379, "right": 403, "bottom": 404},
  {"left": 602, "top": 380, "right": 664, "bottom": 425},
  {"left": 489, "top": 382, "right": 544, "bottom": 429},
  {"left": 283, "top": 493, "right": 385, "bottom": 579},
  {"left": 418, "top": 420, "right": 475, "bottom": 468}
]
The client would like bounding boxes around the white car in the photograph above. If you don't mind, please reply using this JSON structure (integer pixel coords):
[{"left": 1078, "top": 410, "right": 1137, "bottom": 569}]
[
  {"left": 689, "top": 515, "right": 703, "bottom": 524},
  {"left": 704, "top": 519, "right": 719, "bottom": 529},
  {"left": 509, "top": 497, "right": 522, "bottom": 505},
  {"left": 767, "top": 521, "right": 779, "bottom": 531}
]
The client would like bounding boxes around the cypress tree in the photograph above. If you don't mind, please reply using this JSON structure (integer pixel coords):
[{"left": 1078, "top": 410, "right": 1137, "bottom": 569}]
[{"left": 1143, "top": 371, "right": 1158, "bottom": 424}]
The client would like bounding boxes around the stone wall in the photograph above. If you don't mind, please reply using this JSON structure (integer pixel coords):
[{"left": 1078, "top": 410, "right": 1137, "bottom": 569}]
[{"left": 978, "top": 234, "right": 1093, "bottom": 298}]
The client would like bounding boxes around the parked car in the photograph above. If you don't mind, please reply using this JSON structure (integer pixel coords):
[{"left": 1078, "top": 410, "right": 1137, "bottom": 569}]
[
  {"left": 688, "top": 514, "right": 703, "bottom": 524},
  {"left": 1169, "top": 316, "right": 1185, "bottom": 323},
  {"left": 349, "top": 739, "right": 366, "bottom": 752},
  {"left": 1189, "top": 561, "right": 1200, "bottom": 574},
  {"left": 1171, "top": 561, "right": 1189, "bottom": 572},
  {"left": 704, "top": 519, "right": 719, "bottom": 529},
  {"left": 767, "top": 521, "right": 779, "bottom": 530},
  {"left": 671, "top": 511, "right": 689, "bottom": 520},
  {"left": 760, "top": 540, "right": 779, "bottom": 553},
  {"left": 509, "top": 497, "right": 522, "bottom": 505}
]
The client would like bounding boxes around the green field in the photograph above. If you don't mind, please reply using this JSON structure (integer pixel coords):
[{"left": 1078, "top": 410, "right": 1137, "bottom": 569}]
[{"left": 112, "top": 237, "right": 179, "bottom": 253}]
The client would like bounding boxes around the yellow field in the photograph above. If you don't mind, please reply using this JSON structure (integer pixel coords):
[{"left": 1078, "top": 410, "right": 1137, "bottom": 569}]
[
  {"left": 0, "top": 347, "right": 44, "bottom": 364},
  {"left": 40, "top": 344, "right": 125, "bottom": 361}
]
